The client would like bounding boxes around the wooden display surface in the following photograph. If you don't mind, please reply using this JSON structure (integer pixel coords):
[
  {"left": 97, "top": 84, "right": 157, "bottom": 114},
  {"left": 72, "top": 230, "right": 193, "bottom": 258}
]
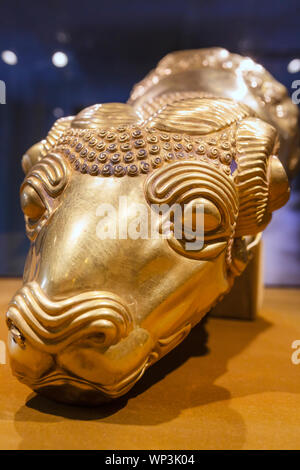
[{"left": 0, "top": 278, "right": 299, "bottom": 450}]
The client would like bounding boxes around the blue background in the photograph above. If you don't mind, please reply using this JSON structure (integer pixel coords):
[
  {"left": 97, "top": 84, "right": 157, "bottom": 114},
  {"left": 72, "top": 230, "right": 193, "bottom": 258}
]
[{"left": 0, "top": 0, "right": 299, "bottom": 283}]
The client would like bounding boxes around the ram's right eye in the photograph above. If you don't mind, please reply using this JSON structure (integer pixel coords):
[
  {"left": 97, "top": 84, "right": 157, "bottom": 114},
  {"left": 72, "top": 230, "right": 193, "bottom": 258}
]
[{"left": 20, "top": 185, "right": 46, "bottom": 221}]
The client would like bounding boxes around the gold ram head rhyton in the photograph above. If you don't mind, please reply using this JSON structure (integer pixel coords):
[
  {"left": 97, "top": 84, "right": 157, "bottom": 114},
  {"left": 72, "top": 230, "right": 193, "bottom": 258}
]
[{"left": 6, "top": 48, "right": 294, "bottom": 405}]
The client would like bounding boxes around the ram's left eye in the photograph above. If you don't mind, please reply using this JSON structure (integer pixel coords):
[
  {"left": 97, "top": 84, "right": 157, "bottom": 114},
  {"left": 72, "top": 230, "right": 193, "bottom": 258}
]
[
  {"left": 183, "top": 197, "right": 221, "bottom": 233},
  {"left": 20, "top": 185, "right": 46, "bottom": 221}
]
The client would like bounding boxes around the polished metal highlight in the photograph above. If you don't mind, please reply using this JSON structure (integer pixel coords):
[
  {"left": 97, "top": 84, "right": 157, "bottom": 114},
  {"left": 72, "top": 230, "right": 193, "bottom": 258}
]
[{"left": 6, "top": 48, "right": 295, "bottom": 405}]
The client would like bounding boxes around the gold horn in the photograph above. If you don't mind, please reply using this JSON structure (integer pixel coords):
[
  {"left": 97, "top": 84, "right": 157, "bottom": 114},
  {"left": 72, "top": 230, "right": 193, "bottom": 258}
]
[
  {"left": 148, "top": 97, "right": 290, "bottom": 237},
  {"left": 234, "top": 117, "right": 290, "bottom": 237}
]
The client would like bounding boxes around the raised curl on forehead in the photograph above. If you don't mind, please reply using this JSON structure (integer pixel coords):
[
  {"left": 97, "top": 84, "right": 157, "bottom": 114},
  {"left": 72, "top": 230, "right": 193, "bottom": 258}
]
[{"left": 53, "top": 123, "right": 236, "bottom": 178}]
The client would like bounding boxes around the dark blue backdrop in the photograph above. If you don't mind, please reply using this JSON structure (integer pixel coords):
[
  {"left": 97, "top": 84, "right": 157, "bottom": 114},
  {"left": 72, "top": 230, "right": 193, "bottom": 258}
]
[{"left": 0, "top": 0, "right": 300, "bottom": 280}]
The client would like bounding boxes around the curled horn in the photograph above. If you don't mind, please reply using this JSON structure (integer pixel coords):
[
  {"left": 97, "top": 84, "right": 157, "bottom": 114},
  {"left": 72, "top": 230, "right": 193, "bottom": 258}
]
[
  {"left": 234, "top": 117, "right": 290, "bottom": 237},
  {"left": 148, "top": 97, "right": 290, "bottom": 237}
]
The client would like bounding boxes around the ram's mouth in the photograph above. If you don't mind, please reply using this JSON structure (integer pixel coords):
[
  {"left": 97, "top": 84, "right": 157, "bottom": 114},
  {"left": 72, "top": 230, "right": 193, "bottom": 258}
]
[{"left": 11, "top": 354, "right": 152, "bottom": 405}]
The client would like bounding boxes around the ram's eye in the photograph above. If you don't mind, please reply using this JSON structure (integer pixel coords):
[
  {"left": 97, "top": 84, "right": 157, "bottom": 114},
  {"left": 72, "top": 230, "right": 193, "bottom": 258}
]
[
  {"left": 20, "top": 185, "right": 46, "bottom": 221},
  {"left": 184, "top": 197, "right": 221, "bottom": 233}
]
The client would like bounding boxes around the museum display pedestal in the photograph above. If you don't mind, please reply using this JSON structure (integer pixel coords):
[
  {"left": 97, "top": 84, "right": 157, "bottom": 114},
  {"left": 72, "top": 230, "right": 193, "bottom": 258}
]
[{"left": 1, "top": 278, "right": 299, "bottom": 450}]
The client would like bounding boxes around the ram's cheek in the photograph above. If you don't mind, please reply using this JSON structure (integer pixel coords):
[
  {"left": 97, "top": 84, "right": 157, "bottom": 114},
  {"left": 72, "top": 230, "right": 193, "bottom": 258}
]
[{"left": 57, "top": 327, "right": 154, "bottom": 387}]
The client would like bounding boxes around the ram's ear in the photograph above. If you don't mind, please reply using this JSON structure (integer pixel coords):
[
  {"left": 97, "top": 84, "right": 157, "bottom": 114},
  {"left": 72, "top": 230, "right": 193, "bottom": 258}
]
[
  {"left": 234, "top": 118, "right": 290, "bottom": 237},
  {"left": 21, "top": 116, "right": 74, "bottom": 175}
]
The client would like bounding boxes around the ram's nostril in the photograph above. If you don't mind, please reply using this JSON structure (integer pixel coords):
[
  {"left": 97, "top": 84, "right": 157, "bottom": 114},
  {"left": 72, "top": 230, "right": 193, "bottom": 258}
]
[{"left": 6, "top": 318, "right": 26, "bottom": 349}]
